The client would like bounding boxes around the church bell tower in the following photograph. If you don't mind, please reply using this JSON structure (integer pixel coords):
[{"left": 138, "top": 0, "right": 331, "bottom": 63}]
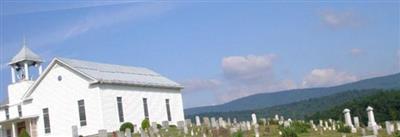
[{"left": 8, "top": 37, "right": 43, "bottom": 103}]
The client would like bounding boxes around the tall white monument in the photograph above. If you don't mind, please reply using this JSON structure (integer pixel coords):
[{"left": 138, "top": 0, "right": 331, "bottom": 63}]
[
  {"left": 251, "top": 113, "right": 257, "bottom": 125},
  {"left": 343, "top": 108, "right": 356, "bottom": 133},
  {"left": 366, "top": 106, "right": 378, "bottom": 129}
]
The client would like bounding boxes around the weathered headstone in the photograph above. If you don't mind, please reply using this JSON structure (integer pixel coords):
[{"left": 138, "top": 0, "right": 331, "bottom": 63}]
[
  {"left": 185, "top": 119, "right": 192, "bottom": 128},
  {"left": 203, "top": 117, "right": 210, "bottom": 127},
  {"left": 140, "top": 128, "right": 146, "bottom": 137},
  {"left": 254, "top": 124, "right": 260, "bottom": 137},
  {"left": 177, "top": 121, "right": 185, "bottom": 130},
  {"left": 195, "top": 116, "right": 201, "bottom": 126},
  {"left": 275, "top": 114, "right": 279, "bottom": 121},
  {"left": 343, "top": 108, "right": 356, "bottom": 133},
  {"left": 162, "top": 121, "right": 169, "bottom": 129},
  {"left": 372, "top": 126, "right": 378, "bottom": 136},
  {"left": 218, "top": 117, "right": 226, "bottom": 128},
  {"left": 353, "top": 117, "right": 360, "bottom": 128},
  {"left": 227, "top": 117, "right": 232, "bottom": 127},
  {"left": 116, "top": 131, "right": 124, "bottom": 137},
  {"left": 251, "top": 113, "right": 257, "bottom": 125},
  {"left": 233, "top": 118, "right": 237, "bottom": 124},
  {"left": 72, "top": 125, "right": 78, "bottom": 137},
  {"left": 397, "top": 121, "right": 400, "bottom": 131},
  {"left": 126, "top": 128, "right": 132, "bottom": 137},
  {"left": 211, "top": 117, "right": 217, "bottom": 128},
  {"left": 366, "top": 106, "right": 378, "bottom": 129},
  {"left": 246, "top": 121, "right": 251, "bottom": 131},
  {"left": 284, "top": 121, "right": 290, "bottom": 127},
  {"left": 98, "top": 129, "right": 107, "bottom": 137},
  {"left": 319, "top": 120, "right": 323, "bottom": 127},
  {"left": 361, "top": 128, "right": 366, "bottom": 136},
  {"left": 324, "top": 121, "right": 329, "bottom": 128},
  {"left": 385, "top": 121, "right": 394, "bottom": 135}
]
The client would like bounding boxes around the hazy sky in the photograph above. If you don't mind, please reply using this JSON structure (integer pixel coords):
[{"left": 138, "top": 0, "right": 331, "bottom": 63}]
[{"left": 1, "top": 1, "right": 399, "bottom": 108}]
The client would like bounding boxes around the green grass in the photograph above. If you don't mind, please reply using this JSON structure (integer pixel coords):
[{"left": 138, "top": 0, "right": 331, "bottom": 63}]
[{"left": 125, "top": 124, "right": 394, "bottom": 137}]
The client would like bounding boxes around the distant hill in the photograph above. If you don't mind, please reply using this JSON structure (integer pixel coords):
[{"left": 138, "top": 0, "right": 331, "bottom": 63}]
[
  {"left": 308, "top": 90, "right": 400, "bottom": 125},
  {"left": 185, "top": 89, "right": 396, "bottom": 121},
  {"left": 185, "top": 73, "right": 400, "bottom": 116}
]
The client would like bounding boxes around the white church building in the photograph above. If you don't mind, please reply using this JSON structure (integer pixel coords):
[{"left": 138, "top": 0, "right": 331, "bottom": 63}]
[{"left": 0, "top": 45, "right": 185, "bottom": 137}]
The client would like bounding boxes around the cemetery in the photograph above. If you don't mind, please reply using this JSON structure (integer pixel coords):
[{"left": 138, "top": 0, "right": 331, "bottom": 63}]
[{"left": 86, "top": 106, "right": 399, "bottom": 137}]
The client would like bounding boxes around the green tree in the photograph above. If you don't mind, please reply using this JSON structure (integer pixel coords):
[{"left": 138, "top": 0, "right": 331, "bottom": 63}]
[{"left": 19, "top": 129, "right": 30, "bottom": 137}]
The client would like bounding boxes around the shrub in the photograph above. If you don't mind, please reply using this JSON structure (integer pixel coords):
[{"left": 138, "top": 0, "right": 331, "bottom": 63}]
[
  {"left": 119, "top": 122, "right": 134, "bottom": 132},
  {"left": 337, "top": 125, "right": 351, "bottom": 133},
  {"left": 232, "top": 130, "right": 244, "bottom": 137},
  {"left": 157, "top": 124, "right": 162, "bottom": 129},
  {"left": 19, "top": 129, "right": 30, "bottom": 137},
  {"left": 141, "top": 118, "right": 150, "bottom": 130},
  {"left": 269, "top": 120, "right": 279, "bottom": 125},
  {"left": 281, "top": 127, "right": 298, "bottom": 137},
  {"left": 169, "top": 125, "right": 177, "bottom": 128},
  {"left": 291, "top": 121, "right": 310, "bottom": 133}
]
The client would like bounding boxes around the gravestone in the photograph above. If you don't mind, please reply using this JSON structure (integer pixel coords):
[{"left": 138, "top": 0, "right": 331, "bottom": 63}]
[
  {"left": 246, "top": 121, "right": 251, "bottom": 131},
  {"left": 361, "top": 128, "right": 366, "bottom": 136},
  {"left": 366, "top": 106, "right": 378, "bottom": 130},
  {"left": 116, "top": 131, "right": 124, "bottom": 137},
  {"left": 98, "top": 129, "right": 107, "bottom": 137},
  {"left": 319, "top": 120, "right": 323, "bottom": 127},
  {"left": 227, "top": 118, "right": 232, "bottom": 127},
  {"left": 177, "top": 121, "right": 185, "bottom": 130},
  {"left": 211, "top": 117, "right": 217, "bottom": 128},
  {"left": 275, "top": 114, "right": 279, "bottom": 121},
  {"left": 343, "top": 108, "right": 356, "bottom": 133},
  {"left": 125, "top": 128, "right": 132, "bottom": 137},
  {"left": 372, "top": 126, "right": 378, "bottom": 136},
  {"left": 385, "top": 121, "right": 394, "bottom": 135},
  {"left": 284, "top": 121, "right": 290, "bottom": 127},
  {"left": 353, "top": 117, "right": 360, "bottom": 128},
  {"left": 218, "top": 117, "right": 225, "bottom": 128},
  {"left": 233, "top": 118, "right": 237, "bottom": 124},
  {"left": 203, "top": 117, "right": 211, "bottom": 127},
  {"left": 324, "top": 121, "right": 329, "bottom": 128},
  {"left": 254, "top": 124, "right": 260, "bottom": 137},
  {"left": 261, "top": 118, "right": 266, "bottom": 126},
  {"left": 71, "top": 125, "right": 78, "bottom": 137},
  {"left": 251, "top": 113, "right": 257, "bottom": 125},
  {"left": 185, "top": 119, "right": 192, "bottom": 128},
  {"left": 397, "top": 121, "right": 400, "bottom": 131},
  {"left": 162, "top": 121, "right": 169, "bottom": 129},
  {"left": 140, "top": 128, "right": 146, "bottom": 137},
  {"left": 195, "top": 116, "right": 201, "bottom": 126}
]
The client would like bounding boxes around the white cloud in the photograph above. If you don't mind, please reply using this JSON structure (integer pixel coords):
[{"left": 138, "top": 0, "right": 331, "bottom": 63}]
[
  {"left": 350, "top": 48, "right": 363, "bottom": 56},
  {"left": 320, "top": 10, "right": 361, "bottom": 28},
  {"left": 222, "top": 54, "right": 276, "bottom": 82},
  {"left": 302, "top": 68, "right": 358, "bottom": 88},
  {"left": 214, "top": 54, "right": 298, "bottom": 103},
  {"left": 181, "top": 79, "right": 220, "bottom": 92}
]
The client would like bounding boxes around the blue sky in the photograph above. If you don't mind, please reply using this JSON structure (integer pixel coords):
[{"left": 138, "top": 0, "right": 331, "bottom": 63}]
[{"left": 0, "top": 1, "right": 399, "bottom": 108}]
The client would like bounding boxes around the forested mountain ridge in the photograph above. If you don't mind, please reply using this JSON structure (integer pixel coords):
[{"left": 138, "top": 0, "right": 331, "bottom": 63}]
[
  {"left": 186, "top": 89, "right": 397, "bottom": 121},
  {"left": 185, "top": 73, "right": 400, "bottom": 115}
]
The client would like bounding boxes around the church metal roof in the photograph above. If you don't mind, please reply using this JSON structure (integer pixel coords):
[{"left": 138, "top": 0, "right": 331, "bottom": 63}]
[
  {"left": 9, "top": 46, "right": 43, "bottom": 65},
  {"left": 57, "top": 58, "right": 183, "bottom": 89}
]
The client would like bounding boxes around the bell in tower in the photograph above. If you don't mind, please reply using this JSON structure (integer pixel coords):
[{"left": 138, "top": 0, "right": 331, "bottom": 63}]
[{"left": 8, "top": 37, "right": 43, "bottom": 83}]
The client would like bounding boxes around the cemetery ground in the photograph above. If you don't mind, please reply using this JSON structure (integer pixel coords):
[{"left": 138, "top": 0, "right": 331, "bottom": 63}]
[
  {"left": 114, "top": 124, "right": 395, "bottom": 137},
  {"left": 107, "top": 119, "right": 398, "bottom": 137}
]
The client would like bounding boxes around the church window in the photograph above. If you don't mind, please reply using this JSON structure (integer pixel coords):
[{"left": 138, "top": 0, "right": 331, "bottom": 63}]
[{"left": 78, "top": 100, "right": 87, "bottom": 126}]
